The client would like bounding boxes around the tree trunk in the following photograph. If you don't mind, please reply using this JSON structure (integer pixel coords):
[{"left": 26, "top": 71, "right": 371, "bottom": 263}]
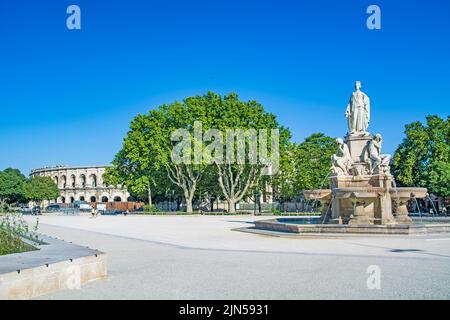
[
  {"left": 183, "top": 190, "right": 195, "bottom": 213},
  {"left": 228, "top": 199, "right": 236, "bottom": 213},
  {"left": 210, "top": 197, "right": 215, "bottom": 212},
  {"left": 186, "top": 200, "right": 193, "bottom": 213}
]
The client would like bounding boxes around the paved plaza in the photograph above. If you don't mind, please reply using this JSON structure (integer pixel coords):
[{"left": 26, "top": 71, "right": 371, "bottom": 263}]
[{"left": 24, "top": 215, "right": 450, "bottom": 300}]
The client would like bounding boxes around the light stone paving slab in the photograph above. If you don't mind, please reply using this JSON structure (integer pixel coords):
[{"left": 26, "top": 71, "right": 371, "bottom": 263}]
[
  {"left": 22, "top": 215, "right": 450, "bottom": 299},
  {"left": 24, "top": 215, "right": 450, "bottom": 260}
]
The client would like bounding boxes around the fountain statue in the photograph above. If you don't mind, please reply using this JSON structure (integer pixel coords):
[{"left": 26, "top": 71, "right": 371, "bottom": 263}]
[
  {"left": 346, "top": 81, "right": 370, "bottom": 136},
  {"left": 304, "top": 81, "right": 428, "bottom": 225},
  {"left": 367, "top": 134, "right": 391, "bottom": 174},
  {"left": 331, "top": 138, "right": 353, "bottom": 176}
]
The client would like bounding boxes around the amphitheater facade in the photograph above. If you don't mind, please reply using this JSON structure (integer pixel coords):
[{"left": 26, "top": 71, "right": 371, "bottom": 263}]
[{"left": 30, "top": 166, "right": 130, "bottom": 204}]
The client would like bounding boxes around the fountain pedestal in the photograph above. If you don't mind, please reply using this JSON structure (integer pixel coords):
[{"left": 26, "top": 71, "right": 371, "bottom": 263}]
[
  {"left": 345, "top": 134, "right": 371, "bottom": 163},
  {"left": 350, "top": 199, "right": 372, "bottom": 224},
  {"left": 395, "top": 199, "right": 411, "bottom": 224},
  {"left": 330, "top": 174, "right": 396, "bottom": 225}
]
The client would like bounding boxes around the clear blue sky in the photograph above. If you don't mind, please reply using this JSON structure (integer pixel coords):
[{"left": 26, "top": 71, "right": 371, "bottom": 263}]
[{"left": 1, "top": 0, "right": 449, "bottom": 175}]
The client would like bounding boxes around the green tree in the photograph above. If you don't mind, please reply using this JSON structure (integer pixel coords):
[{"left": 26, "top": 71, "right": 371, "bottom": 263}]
[
  {"left": 0, "top": 168, "right": 27, "bottom": 205},
  {"left": 163, "top": 97, "right": 215, "bottom": 213},
  {"left": 272, "top": 142, "right": 299, "bottom": 202},
  {"left": 24, "top": 176, "right": 60, "bottom": 206},
  {"left": 196, "top": 165, "right": 222, "bottom": 211},
  {"left": 392, "top": 115, "right": 450, "bottom": 196},
  {"left": 292, "top": 133, "right": 336, "bottom": 191},
  {"left": 104, "top": 111, "right": 170, "bottom": 206},
  {"left": 207, "top": 93, "right": 291, "bottom": 212},
  {"left": 109, "top": 92, "right": 292, "bottom": 213},
  {"left": 425, "top": 161, "right": 450, "bottom": 196},
  {"left": 107, "top": 95, "right": 217, "bottom": 213}
]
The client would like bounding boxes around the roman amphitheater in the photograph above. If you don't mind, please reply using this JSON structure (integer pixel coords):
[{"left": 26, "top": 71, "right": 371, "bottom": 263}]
[{"left": 30, "top": 166, "right": 129, "bottom": 204}]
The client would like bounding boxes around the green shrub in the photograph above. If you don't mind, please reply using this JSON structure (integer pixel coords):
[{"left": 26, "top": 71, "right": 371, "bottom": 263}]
[
  {"left": 142, "top": 204, "right": 160, "bottom": 213},
  {"left": 0, "top": 199, "right": 11, "bottom": 213},
  {"left": 0, "top": 212, "right": 39, "bottom": 256}
]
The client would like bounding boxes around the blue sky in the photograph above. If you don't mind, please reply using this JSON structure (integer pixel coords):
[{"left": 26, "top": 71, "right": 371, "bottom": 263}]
[{"left": 1, "top": 0, "right": 449, "bottom": 175}]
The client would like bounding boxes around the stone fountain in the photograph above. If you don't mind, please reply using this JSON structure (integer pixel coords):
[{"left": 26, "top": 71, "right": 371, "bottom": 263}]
[
  {"left": 303, "top": 81, "right": 427, "bottom": 226},
  {"left": 252, "top": 82, "right": 450, "bottom": 235}
]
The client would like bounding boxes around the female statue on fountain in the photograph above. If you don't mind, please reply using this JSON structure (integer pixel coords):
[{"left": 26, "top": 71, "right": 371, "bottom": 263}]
[{"left": 346, "top": 81, "right": 370, "bottom": 136}]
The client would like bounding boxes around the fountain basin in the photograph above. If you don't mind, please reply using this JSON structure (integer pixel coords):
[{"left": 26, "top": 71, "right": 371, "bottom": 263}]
[
  {"left": 302, "top": 190, "right": 332, "bottom": 223},
  {"left": 389, "top": 187, "right": 427, "bottom": 199},
  {"left": 303, "top": 190, "right": 331, "bottom": 200},
  {"left": 333, "top": 187, "right": 386, "bottom": 199},
  {"left": 253, "top": 218, "right": 450, "bottom": 235},
  {"left": 390, "top": 187, "right": 428, "bottom": 223}
]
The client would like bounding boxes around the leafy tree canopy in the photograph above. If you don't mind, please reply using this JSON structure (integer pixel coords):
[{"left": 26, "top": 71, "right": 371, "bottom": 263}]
[
  {"left": 272, "top": 133, "right": 336, "bottom": 202},
  {"left": 292, "top": 133, "right": 336, "bottom": 192},
  {"left": 392, "top": 115, "right": 450, "bottom": 196},
  {"left": 0, "top": 168, "right": 27, "bottom": 204},
  {"left": 106, "top": 92, "right": 291, "bottom": 212},
  {"left": 24, "top": 176, "right": 60, "bottom": 204}
]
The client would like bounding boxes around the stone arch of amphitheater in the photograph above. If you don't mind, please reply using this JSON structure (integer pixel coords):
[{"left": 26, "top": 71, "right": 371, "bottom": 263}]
[{"left": 31, "top": 166, "right": 130, "bottom": 204}]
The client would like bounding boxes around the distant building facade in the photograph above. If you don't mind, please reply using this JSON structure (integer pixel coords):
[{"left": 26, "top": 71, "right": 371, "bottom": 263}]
[{"left": 30, "top": 166, "right": 129, "bottom": 204}]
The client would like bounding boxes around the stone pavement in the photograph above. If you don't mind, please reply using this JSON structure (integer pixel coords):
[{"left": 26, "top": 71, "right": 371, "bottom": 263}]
[{"left": 24, "top": 215, "right": 450, "bottom": 299}]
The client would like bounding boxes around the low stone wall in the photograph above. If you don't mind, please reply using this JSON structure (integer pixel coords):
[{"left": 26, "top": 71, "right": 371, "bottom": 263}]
[{"left": 0, "top": 235, "right": 107, "bottom": 300}]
